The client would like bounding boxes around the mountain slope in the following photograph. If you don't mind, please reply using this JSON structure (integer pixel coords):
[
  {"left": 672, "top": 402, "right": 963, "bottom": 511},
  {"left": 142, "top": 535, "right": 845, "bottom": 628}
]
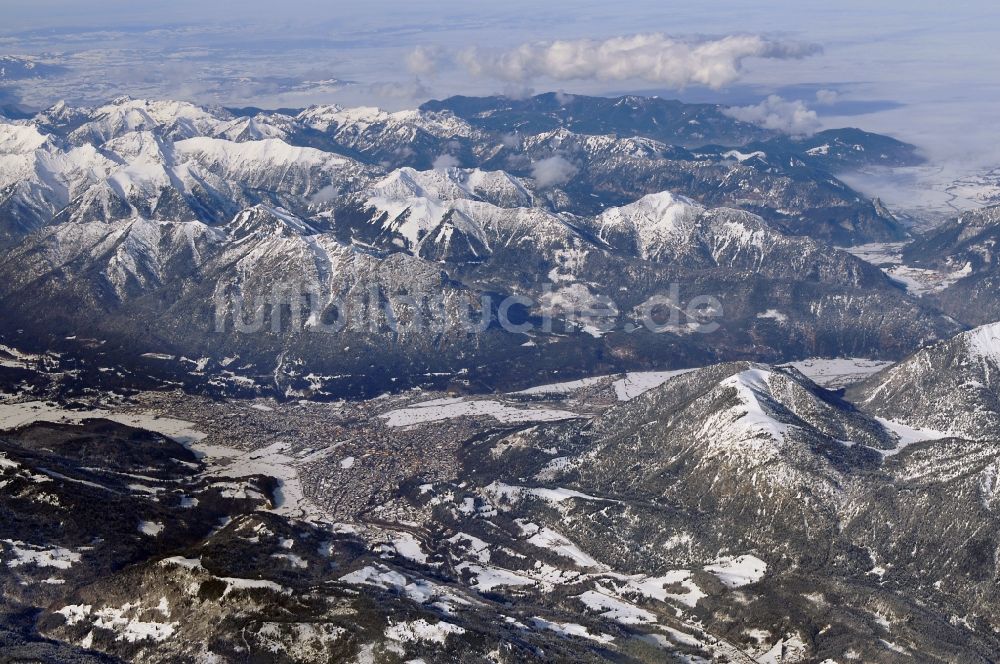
[
  {"left": 901, "top": 204, "right": 1000, "bottom": 325},
  {"left": 1, "top": 95, "right": 917, "bottom": 246},
  {"left": 0, "top": 174, "right": 959, "bottom": 398},
  {"left": 853, "top": 320, "right": 1000, "bottom": 439},
  {"left": 422, "top": 92, "right": 922, "bottom": 167},
  {"left": 6, "top": 326, "right": 1000, "bottom": 662}
]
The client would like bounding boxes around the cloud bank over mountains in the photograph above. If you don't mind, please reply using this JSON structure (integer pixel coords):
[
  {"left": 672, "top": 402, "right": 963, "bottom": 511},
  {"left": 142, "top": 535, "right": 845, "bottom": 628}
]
[
  {"left": 402, "top": 33, "right": 827, "bottom": 137},
  {"left": 411, "top": 33, "right": 821, "bottom": 89},
  {"left": 723, "top": 95, "right": 821, "bottom": 136}
]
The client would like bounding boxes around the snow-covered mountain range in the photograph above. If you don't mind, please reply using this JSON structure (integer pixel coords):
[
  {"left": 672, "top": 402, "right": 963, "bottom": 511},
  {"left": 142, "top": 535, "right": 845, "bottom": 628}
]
[
  {"left": 0, "top": 94, "right": 964, "bottom": 397},
  {"left": 3, "top": 91, "right": 1000, "bottom": 663}
]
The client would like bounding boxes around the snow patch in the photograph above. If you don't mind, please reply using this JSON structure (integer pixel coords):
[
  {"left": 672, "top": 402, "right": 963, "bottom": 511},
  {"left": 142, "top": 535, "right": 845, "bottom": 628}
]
[
  {"left": 786, "top": 357, "right": 893, "bottom": 388},
  {"left": 526, "top": 527, "right": 604, "bottom": 569},
  {"left": 514, "top": 376, "right": 606, "bottom": 396},
  {"left": 963, "top": 321, "right": 1000, "bottom": 361},
  {"left": 385, "top": 619, "right": 465, "bottom": 644},
  {"left": 876, "top": 417, "right": 950, "bottom": 457},
  {"left": 532, "top": 617, "right": 614, "bottom": 643},
  {"left": 704, "top": 554, "right": 767, "bottom": 588},
  {"left": 577, "top": 590, "right": 656, "bottom": 624},
  {"left": 613, "top": 368, "right": 697, "bottom": 400},
  {"left": 392, "top": 532, "right": 429, "bottom": 564},
  {"left": 4, "top": 540, "right": 81, "bottom": 569},
  {"left": 381, "top": 399, "right": 580, "bottom": 427},
  {"left": 757, "top": 309, "right": 788, "bottom": 323},
  {"left": 137, "top": 521, "right": 164, "bottom": 537}
]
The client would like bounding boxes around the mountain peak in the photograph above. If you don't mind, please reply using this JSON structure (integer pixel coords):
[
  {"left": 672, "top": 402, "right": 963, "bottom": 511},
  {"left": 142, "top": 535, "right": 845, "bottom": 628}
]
[
  {"left": 369, "top": 166, "right": 534, "bottom": 210},
  {"left": 0, "top": 122, "right": 51, "bottom": 153},
  {"left": 961, "top": 320, "right": 1000, "bottom": 360},
  {"left": 714, "top": 367, "right": 792, "bottom": 442},
  {"left": 227, "top": 205, "right": 317, "bottom": 239},
  {"left": 618, "top": 190, "right": 701, "bottom": 217},
  {"left": 596, "top": 190, "right": 704, "bottom": 259}
]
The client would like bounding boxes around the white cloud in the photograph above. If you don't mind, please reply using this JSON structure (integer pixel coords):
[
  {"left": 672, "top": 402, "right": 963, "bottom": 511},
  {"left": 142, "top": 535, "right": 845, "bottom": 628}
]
[
  {"left": 366, "top": 79, "right": 430, "bottom": 100},
  {"left": 554, "top": 89, "right": 575, "bottom": 105},
  {"left": 451, "top": 33, "right": 820, "bottom": 88},
  {"left": 531, "top": 155, "right": 578, "bottom": 187},
  {"left": 500, "top": 83, "right": 535, "bottom": 100},
  {"left": 722, "top": 95, "right": 821, "bottom": 136},
  {"left": 309, "top": 183, "right": 339, "bottom": 205},
  {"left": 815, "top": 88, "right": 839, "bottom": 105},
  {"left": 405, "top": 45, "right": 444, "bottom": 76},
  {"left": 432, "top": 153, "right": 460, "bottom": 170}
]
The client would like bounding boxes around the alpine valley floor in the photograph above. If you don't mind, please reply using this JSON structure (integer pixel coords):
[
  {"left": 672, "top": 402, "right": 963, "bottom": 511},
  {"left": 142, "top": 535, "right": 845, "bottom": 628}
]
[{"left": 3, "top": 324, "right": 1000, "bottom": 662}]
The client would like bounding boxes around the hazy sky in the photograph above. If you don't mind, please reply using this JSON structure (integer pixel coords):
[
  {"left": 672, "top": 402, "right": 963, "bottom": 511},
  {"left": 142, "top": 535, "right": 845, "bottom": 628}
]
[{"left": 3, "top": 0, "right": 999, "bottom": 206}]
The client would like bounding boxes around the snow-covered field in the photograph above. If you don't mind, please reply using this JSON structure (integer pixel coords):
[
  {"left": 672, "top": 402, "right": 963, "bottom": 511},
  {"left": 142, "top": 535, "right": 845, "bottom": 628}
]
[
  {"left": 0, "top": 399, "right": 328, "bottom": 521},
  {"left": 531, "top": 617, "right": 613, "bottom": 644},
  {"left": 842, "top": 242, "right": 906, "bottom": 267},
  {"left": 380, "top": 398, "right": 580, "bottom": 427},
  {"left": 510, "top": 367, "right": 700, "bottom": 402},
  {"left": 786, "top": 358, "right": 894, "bottom": 388},
  {"left": 525, "top": 526, "right": 605, "bottom": 569},
  {"left": 576, "top": 590, "right": 656, "bottom": 625},
  {"left": 197, "top": 440, "right": 328, "bottom": 521},
  {"left": 704, "top": 555, "right": 767, "bottom": 588},
  {"left": 886, "top": 262, "right": 971, "bottom": 296},
  {"left": 0, "top": 344, "right": 44, "bottom": 369},
  {"left": 512, "top": 376, "right": 607, "bottom": 396},
  {"left": 612, "top": 369, "right": 697, "bottom": 401},
  {"left": 385, "top": 618, "right": 466, "bottom": 645},
  {"left": 845, "top": 242, "right": 972, "bottom": 297},
  {"left": 0, "top": 401, "right": 208, "bottom": 445},
  {"left": 875, "top": 417, "right": 950, "bottom": 457}
]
